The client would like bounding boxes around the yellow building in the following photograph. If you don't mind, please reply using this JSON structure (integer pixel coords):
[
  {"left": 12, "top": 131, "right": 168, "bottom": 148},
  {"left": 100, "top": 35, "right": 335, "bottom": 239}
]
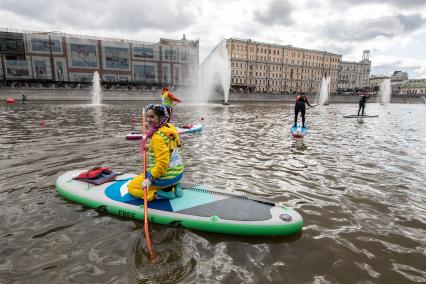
[{"left": 226, "top": 38, "right": 341, "bottom": 94}]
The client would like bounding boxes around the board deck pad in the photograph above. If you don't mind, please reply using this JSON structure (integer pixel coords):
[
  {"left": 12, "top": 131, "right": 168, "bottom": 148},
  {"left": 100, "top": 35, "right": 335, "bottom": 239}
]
[
  {"left": 104, "top": 180, "right": 272, "bottom": 221},
  {"left": 177, "top": 196, "right": 272, "bottom": 221}
]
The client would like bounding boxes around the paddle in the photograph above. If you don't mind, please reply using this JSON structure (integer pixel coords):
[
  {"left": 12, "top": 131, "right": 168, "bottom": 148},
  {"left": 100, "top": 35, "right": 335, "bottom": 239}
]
[
  {"left": 166, "top": 102, "right": 180, "bottom": 122},
  {"left": 141, "top": 108, "right": 155, "bottom": 260},
  {"left": 286, "top": 103, "right": 316, "bottom": 118}
]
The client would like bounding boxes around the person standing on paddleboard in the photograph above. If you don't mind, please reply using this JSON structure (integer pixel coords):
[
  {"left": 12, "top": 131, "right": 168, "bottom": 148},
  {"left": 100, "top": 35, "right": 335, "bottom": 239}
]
[
  {"left": 128, "top": 104, "right": 184, "bottom": 201},
  {"left": 357, "top": 92, "right": 369, "bottom": 116},
  {"left": 161, "top": 86, "right": 182, "bottom": 123},
  {"left": 294, "top": 92, "right": 312, "bottom": 128}
]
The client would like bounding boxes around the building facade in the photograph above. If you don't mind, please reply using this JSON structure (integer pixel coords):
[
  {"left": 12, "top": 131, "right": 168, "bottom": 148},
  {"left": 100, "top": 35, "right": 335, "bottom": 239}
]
[
  {"left": 338, "top": 50, "right": 371, "bottom": 91},
  {"left": 369, "top": 75, "right": 390, "bottom": 88},
  {"left": 0, "top": 29, "right": 199, "bottom": 86},
  {"left": 390, "top": 70, "right": 408, "bottom": 83},
  {"left": 397, "top": 79, "right": 426, "bottom": 95},
  {"left": 226, "top": 38, "right": 341, "bottom": 94}
]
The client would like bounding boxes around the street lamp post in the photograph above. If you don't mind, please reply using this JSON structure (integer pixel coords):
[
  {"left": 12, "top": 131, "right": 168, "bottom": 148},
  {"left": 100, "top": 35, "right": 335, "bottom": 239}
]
[
  {"left": 48, "top": 34, "right": 55, "bottom": 81},
  {"left": 0, "top": 37, "right": 5, "bottom": 81},
  {"left": 0, "top": 49, "right": 5, "bottom": 82},
  {"left": 41, "top": 34, "right": 55, "bottom": 82},
  {"left": 168, "top": 46, "right": 171, "bottom": 86},
  {"left": 57, "top": 65, "right": 63, "bottom": 86}
]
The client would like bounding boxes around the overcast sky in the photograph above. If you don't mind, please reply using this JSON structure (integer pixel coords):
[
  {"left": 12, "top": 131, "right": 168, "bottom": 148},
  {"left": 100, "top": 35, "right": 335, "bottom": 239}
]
[{"left": 1, "top": 0, "right": 426, "bottom": 78}]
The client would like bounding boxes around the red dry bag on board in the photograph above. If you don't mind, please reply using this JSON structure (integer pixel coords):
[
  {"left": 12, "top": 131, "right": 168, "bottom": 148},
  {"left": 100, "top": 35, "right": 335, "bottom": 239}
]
[{"left": 74, "top": 167, "right": 118, "bottom": 185}]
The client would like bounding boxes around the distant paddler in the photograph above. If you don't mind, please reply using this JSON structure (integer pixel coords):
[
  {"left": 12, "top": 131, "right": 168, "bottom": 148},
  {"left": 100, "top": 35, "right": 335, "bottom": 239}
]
[
  {"left": 294, "top": 92, "right": 312, "bottom": 128},
  {"left": 161, "top": 86, "right": 182, "bottom": 122},
  {"left": 357, "top": 92, "right": 370, "bottom": 116}
]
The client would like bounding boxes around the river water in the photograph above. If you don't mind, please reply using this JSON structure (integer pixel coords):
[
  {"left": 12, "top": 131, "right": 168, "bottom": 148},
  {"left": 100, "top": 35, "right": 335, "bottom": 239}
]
[{"left": 0, "top": 101, "right": 425, "bottom": 283}]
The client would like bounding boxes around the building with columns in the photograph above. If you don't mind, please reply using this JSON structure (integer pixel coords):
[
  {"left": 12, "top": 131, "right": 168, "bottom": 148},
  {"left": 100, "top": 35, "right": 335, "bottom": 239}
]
[
  {"left": 338, "top": 50, "right": 371, "bottom": 91},
  {"left": 226, "top": 38, "right": 341, "bottom": 94}
]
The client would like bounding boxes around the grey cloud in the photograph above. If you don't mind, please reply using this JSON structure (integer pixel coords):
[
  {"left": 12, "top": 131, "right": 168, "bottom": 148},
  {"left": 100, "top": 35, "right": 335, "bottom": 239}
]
[
  {"left": 372, "top": 60, "right": 423, "bottom": 77},
  {"left": 397, "top": 14, "right": 424, "bottom": 31},
  {"left": 0, "top": 0, "right": 58, "bottom": 22},
  {"left": 336, "top": 0, "right": 426, "bottom": 9},
  {"left": 253, "top": 0, "right": 294, "bottom": 26},
  {"left": 236, "top": 21, "right": 261, "bottom": 39},
  {"left": 102, "top": 1, "right": 195, "bottom": 32},
  {"left": 374, "top": 60, "right": 404, "bottom": 70},
  {"left": 0, "top": 0, "right": 196, "bottom": 32},
  {"left": 318, "top": 44, "right": 355, "bottom": 56},
  {"left": 322, "top": 14, "right": 425, "bottom": 42}
]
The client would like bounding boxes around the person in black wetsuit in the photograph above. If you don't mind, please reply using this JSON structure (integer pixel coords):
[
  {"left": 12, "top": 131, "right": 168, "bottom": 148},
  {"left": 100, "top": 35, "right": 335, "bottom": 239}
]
[
  {"left": 294, "top": 92, "right": 312, "bottom": 128},
  {"left": 357, "top": 92, "right": 369, "bottom": 116}
]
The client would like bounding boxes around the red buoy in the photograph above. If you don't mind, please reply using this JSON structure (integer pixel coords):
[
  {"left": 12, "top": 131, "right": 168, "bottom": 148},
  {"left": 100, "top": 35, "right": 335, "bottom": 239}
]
[
  {"left": 6, "top": 97, "right": 15, "bottom": 104},
  {"left": 200, "top": 117, "right": 204, "bottom": 121},
  {"left": 39, "top": 120, "right": 46, "bottom": 127}
]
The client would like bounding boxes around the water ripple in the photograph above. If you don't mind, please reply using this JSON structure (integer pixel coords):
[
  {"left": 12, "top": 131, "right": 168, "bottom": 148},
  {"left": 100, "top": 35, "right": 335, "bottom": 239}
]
[{"left": 0, "top": 102, "right": 425, "bottom": 283}]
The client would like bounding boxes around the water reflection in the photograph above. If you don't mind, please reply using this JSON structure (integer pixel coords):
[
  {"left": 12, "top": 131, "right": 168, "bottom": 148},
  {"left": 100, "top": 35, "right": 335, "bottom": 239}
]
[
  {"left": 134, "top": 227, "right": 196, "bottom": 283},
  {"left": 93, "top": 105, "right": 103, "bottom": 129},
  {"left": 291, "top": 138, "right": 308, "bottom": 152}
]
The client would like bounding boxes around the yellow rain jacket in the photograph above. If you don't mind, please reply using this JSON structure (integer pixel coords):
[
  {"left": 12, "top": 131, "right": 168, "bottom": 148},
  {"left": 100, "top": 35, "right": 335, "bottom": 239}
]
[
  {"left": 128, "top": 123, "right": 184, "bottom": 201},
  {"left": 161, "top": 91, "right": 173, "bottom": 107}
]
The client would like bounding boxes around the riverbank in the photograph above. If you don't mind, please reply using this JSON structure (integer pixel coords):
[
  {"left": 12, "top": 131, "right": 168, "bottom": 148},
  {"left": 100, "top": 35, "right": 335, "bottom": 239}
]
[{"left": 1, "top": 88, "right": 425, "bottom": 103}]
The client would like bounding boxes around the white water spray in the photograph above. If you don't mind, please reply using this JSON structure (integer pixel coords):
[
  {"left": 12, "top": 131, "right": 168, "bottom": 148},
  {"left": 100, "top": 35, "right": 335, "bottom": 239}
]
[
  {"left": 198, "top": 39, "right": 231, "bottom": 103},
  {"left": 91, "top": 71, "right": 102, "bottom": 105},
  {"left": 316, "top": 77, "right": 331, "bottom": 105},
  {"left": 379, "top": 78, "right": 392, "bottom": 104}
]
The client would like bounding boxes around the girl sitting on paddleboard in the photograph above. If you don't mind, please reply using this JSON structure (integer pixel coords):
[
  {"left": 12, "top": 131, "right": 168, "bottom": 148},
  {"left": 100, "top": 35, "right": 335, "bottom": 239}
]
[{"left": 128, "top": 104, "right": 184, "bottom": 201}]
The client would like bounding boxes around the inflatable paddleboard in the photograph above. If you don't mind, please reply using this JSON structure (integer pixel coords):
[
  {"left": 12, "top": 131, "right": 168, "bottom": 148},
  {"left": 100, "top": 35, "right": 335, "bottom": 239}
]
[
  {"left": 55, "top": 170, "right": 303, "bottom": 236},
  {"left": 291, "top": 125, "right": 307, "bottom": 138},
  {"left": 343, "top": 114, "right": 378, "bottom": 118},
  {"left": 126, "top": 124, "right": 203, "bottom": 140}
]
